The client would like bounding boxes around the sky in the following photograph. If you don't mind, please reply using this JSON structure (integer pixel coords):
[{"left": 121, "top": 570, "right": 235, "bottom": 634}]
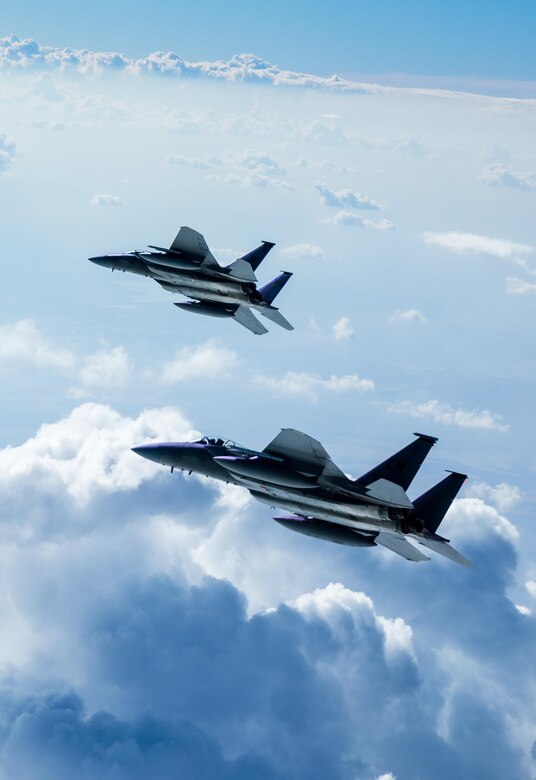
[{"left": 1, "top": 9, "right": 536, "bottom": 780}]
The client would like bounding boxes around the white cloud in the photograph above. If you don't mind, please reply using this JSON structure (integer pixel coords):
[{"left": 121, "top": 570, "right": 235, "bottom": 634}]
[
  {"left": 89, "top": 193, "right": 125, "bottom": 207},
  {"left": 214, "top": 172, "right": 296, "bottom": 190},
  {"left": 233, "top": 149, "right": 283, "bottom": 174},
  {"left": 526, "top": 581, "right": 536, "bottom": 600},
  {"left": 325, "top": 211, "right": 395, "bottom": 229},
  {"left": 333, "top": 317, "right": 354, "bottom": 340},
  {"left": 0, "top": 402, "right": 196, "bottom": 506},
  {"left": 165, "top": 154, "right": 221, "bottom": 168},
  {"left": 0, "top": 319, "right": 76, "bottom": 369},
  {"left": 160, "top": 341, "right": 238, "bottom": 384},
  {"left": 78, "top": 346, "right": 132, "bottom": 388},
  {"left": 465, "top": 481, "right": 521, "bottom": 512},
  {"left": 355, "top": 133, "right": 435, "bottom": 156},
  {"left": 281, "top": 243, "right": 323, "bottom": 259},
  {"left": 504, "top": 276, "right": 536, "bottom": 294},
  {"left": 388, "top": 399, "right": 508, "bottom": 431},
  {"left": 422, "top": 231, "right": 534, "bottom": 259},
  {"left": 478, "top": 163, "right": 536, "bottom": 191},
  {"left": 253, "top": 370, "right": 374, "bottom": 401},
  {"left": 0, "top": 133, "right": 17, "bottom": 173},
  {"left": 388, "top": 308, "right": 428, "bottom": 323},
  {"left": 314, "top": 183, "right": 381, "bottom": 210}
]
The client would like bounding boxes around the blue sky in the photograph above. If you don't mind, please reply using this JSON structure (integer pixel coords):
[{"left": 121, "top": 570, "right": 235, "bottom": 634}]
[
  {"left": 3, "top": 0, "right": 536, "bottom": 84},
  {"left": 1, "top": 15, "right": 536, "bottom": 780}
]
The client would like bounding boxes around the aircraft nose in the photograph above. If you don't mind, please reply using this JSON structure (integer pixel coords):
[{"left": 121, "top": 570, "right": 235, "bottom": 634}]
[
  {"left": 89, "top": 255, "right": 112, "bottom": 268},
  {"left": 131, "top": 443, "right": 167, "bottom": 464}
]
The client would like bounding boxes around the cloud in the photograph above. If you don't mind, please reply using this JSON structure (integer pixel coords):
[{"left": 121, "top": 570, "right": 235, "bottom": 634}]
[
  {"left": 213, "top": 172, "right": 296, "bottom": 190},
  {"left": 355, "top": 134, "right": 435, "bottom": 157},
  {"left": 281, "top": 244, "right": 323, "bottom": 259},
  {"left": 388, "top": 399, "right": 508, "bottom": 431},
  {"left": 165, "top": 154, "right": 221, "bottom": 169},
  {"left": 314, "top": 183, "right": 381, "bottom": 210},
  {"left": 0, "top": 402, "right": 195, "bottom": 508},
  {"left": 388, "top": 309, "right": 428, "bottom": 323},
  {"left": 253, "top": 371, "right": 374, "bottom": 401},
  {"left": 504, "top": 276, "right": 536, "bottom": 294},
  {"left": 90, "top": 194, "right": 125, "bottom": 207},
  {"left": 325, "top": 211, "right": 395, "bottom": 229},
  {"left": 0, "top": 319, "right": 76, "bottom": 369},
  {"left": 478, "top": 163, "right": 536, "bottom": 191},
  {"left": 332, "top": 317, "right": 354, "bottom": 341},
  {"left": 78, "top": 346, "right": 132, "bottom": 388},
  {"left": 233, "top": 149, "right": 283, "bottom": 174},
  {"left": 0, "top": 132, "right": 17, "bottom": 172},
  {"left": 465, "top": 481, "right": 521, "bottom": 512},
  {"left": 422, "top": 231, "right": 534, "bottom": 259},
  {"left": 159, "top": 341, "right": 239, "bottom": 384}
]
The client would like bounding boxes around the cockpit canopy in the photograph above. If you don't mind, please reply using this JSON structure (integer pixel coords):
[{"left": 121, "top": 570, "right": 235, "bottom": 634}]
[{"left": 193, "top": 436, "right": 241, "bottom": 448}]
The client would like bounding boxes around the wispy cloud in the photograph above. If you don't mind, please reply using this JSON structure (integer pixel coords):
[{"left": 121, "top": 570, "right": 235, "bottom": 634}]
[
  {"left": 388, "top": 309, "right": 428, "bottom": 323},
  {"left": 77, "top": 346, "right": 132, "bottom": 388},
  {"left": 332, "top": 317, "right": 354, "bottom": 341},
  {"left": 422, "top": 231, "right": 534, "bottom": 259},
  {"left": 89, "top": 193, "right": 124, "bottom": 207},
  {"left": 0, "top": 319, "right": 76, "bottom": 369},
  {"left": 504, "top": 276, "right": 536, "bottom": 294},
  {"left": 388, "top": 399, "right": 508, "bottom": 431},
  {"left": 253, "top": 371, "right": 374, "bottom": 401},
  {"left": 326, "top": 211, "right": 395, "bottom": 229},
  {"left": 160, "top": 341, "right": 238, "bottom": 383},
  {"left": 478, "top": 163, "right": 536, "bottom": 191},
  {"left": 281, "top": 243, "right": 323, "bottom": 259},
  {"left": 0, "top": 133, "right": 17, "bottom": 173},
  {"left": 166, "top": 154, "right": 221, "bottom": 169},
  {"left": 314, "top": 183, "right": 381, "bottom": 210}
]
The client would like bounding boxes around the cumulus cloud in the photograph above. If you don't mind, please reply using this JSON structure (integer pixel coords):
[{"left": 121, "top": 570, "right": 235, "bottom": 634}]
[
  {"left": 0, "top": 319, "right": 76, "bottom": 369},
  {"left": 465, "top": 481, "right": 521, "bottom": 512},
  {"left": 388, "top": 399, "right": 508, "bottom": 431},
  {"left": 281, "top": 243, "right": 323, "bottom": 259},
  {"left": 478, "top": 163, "right": 536, "bottom": 191},
  {"left": 332, "top": 317, "right": 354, "bottom": 340},
  {"left": 0, "top": 132, "right": 17, "bottom": 173},
  {"left": 314, "top": 183, "right": 381, "bottom": 210},
  {"left": 90, "top": 193, "right": 125, "bottom": 207},
  {"left": 388, "top": 309, "right": 428, "bottom": 323},
  {"left": 422, "top": 231, "right": 534, "bottom": 259},
  {"left": 325, "top": 211, "right": 395, "bottom": 229},
  {"left": 159, "top": 341, "right": 239, "bottom": 384},
  {"left": 253, "top": 370, "right": 374, "bottom": 401},
  {"left": 355, "top": 134, "right": 435, "bottom": 156},
  {"left": 78, "top": 346, "right": 132, "bottom": 388},
  {"left": 504, "top": 276, "right": 536, "bottom": 294}
]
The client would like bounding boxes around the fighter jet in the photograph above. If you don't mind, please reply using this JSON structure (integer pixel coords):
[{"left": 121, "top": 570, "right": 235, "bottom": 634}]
[
  {"left": 89, "top": 226, "right": 293, "bottom": 335},
  {"left": 132, "top": 429, "right": 472, "bottom": 567}
]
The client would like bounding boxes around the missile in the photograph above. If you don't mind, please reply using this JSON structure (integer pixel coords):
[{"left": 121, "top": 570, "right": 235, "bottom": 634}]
[
  {"left": 214, "top": 455, "right": 317, "bottom": 489},
  {"left": 274, "top": 516, "right": 377, "bottom": 547}
]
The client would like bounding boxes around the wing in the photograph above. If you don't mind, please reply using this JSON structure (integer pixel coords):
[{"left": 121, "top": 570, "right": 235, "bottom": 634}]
[
  {"left": 170, "top": 226, "right": 219, "bottom": 269},
  {"left": 232, "top": 306, "right": 268, "bottom": 335},
  {"left": 375, "top": 532, "right": 431, "bottom": 562},
  {"left": 410, "top": 535, "right": 473, "bottom": 568},
  {"left": 262, "top": 428, "right": 346, "bottom": 479}
]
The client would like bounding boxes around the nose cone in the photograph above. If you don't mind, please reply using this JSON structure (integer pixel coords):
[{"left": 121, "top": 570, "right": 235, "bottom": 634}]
[
  {"left": 132, "top": 443, "right": 168, "bottom": 464},
  {"left": 89, "top": 255, "right": 112, "bottom": 268}
]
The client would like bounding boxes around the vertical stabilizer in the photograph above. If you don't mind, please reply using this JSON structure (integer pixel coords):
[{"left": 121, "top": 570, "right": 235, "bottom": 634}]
[
  {"left": 356, "top": 433, "right": 438, "bottom": 491},
  {"left": 413, "top": 471, "right": 467, "bottom": 533},
  {"left": 259, "top": 271, "right": 293, "bottom": 305}
]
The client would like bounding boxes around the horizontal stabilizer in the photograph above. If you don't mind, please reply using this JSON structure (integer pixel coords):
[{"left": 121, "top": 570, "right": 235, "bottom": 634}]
[
  {"left": 226, "top": 258, "right": 258, "bottom": 282},
  {"left": 365, "top": 479, "right": 413, "bottom": 508},
  {"left": 240, "top": 241, "right": 275, "bottom": 271},
  {"left": 258, "top": 307, "right": 294, "bottom": 331},
  {"left": 412, "top": 534, "right": 473, "bottom": 568},
  {"left": 356, "top": 433, "right": 438, "bottom": 491},
  {"left": 233, "top": 305, "right": 268, "bottom": 335},
  {"left": 413, "top": 471, "right": 467, "bottom": 533},
  {"left": 376, "top": 532, "right": 430, "bottom": 562},
  {"left": 170, "top": 226, "right": 219, "bottom": 269},
  {"left": 258, "top": 271, "right": 292, "bottom": 305}
]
